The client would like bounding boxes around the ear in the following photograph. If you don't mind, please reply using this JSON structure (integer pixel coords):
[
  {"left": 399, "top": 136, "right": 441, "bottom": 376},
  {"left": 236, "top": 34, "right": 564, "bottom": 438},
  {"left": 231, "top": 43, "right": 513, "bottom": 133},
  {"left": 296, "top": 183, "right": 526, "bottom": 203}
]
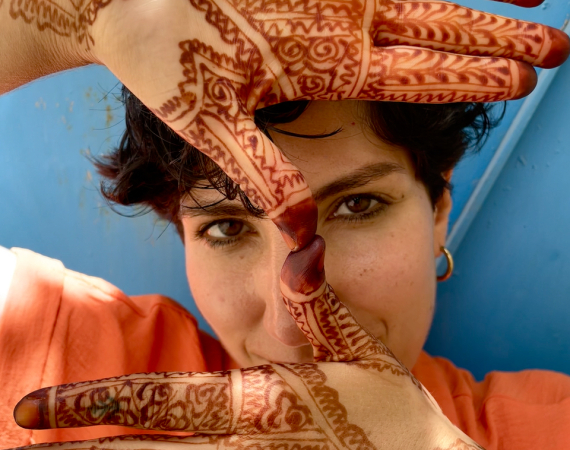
[{"left": 433, "top": 170, "right": 453, "bottom": 257}]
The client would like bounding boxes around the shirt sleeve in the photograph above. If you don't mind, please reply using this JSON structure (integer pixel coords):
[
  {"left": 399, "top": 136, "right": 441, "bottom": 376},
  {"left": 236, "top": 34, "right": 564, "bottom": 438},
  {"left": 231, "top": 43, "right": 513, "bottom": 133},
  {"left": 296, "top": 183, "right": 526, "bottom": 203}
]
[
  {"left": 413, "top": 351, "right": 570, "bottom": 450},
  {"left": 0, "top": 248, "right": 65, "bottom": 447},
  {"left": 0, "top": 246, "right": 17, "bottom": 318},
  {"left": 0, "top": 248, "right": 218, "bottom": 446}
]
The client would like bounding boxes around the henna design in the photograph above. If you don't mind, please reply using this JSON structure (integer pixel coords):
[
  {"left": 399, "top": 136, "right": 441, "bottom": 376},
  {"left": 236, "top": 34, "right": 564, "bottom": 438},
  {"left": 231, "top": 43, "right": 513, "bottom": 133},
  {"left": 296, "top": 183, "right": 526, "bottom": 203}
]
[
  {"left": 12, "top": 1, "right": 565, "bottom": 448},
  {"left": 16, "top": 365, "right": 381, "bottom": 450},
  {"left": 6, "top": 0, "right": 112, "bottom": 47},
  {"left": 145, "top": 0, "right": 559, "bottom": 247},
  {"left": 372, "top": 1, "right": 568, "bottom": 69}
]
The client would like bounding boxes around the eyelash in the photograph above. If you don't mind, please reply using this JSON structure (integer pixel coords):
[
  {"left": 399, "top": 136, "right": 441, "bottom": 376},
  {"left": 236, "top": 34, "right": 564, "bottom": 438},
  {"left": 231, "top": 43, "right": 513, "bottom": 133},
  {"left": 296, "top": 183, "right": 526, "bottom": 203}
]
[
  {"left": 328, "top": 194, "right": 388, "bottom": 224},
  {"left": 196, "top": 193, "right": 389, "bottom": 249},
  {"left": 195, "top": 221, "right": 252, "bottom": 249}
]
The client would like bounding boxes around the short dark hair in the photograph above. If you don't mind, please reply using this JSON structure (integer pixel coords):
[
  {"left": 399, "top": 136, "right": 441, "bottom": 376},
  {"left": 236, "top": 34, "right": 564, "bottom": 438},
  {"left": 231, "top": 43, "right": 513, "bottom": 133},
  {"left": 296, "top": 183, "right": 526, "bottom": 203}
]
[{"left": 94, "top": 87, "right": 503, "bottom": 225}]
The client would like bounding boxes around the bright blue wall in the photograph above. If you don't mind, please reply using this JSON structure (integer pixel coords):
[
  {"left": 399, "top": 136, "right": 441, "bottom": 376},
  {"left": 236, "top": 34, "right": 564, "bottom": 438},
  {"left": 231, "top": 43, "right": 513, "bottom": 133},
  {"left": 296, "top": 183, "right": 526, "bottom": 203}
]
[
  {"left": 1, "top": 1, "right": 569, "bottom": 378},
  {"left": 426, "top": 52, "right": 570, "bottom": 380},
  {"left": 0, "top": 66, "right": 205, "bottom": 332}
]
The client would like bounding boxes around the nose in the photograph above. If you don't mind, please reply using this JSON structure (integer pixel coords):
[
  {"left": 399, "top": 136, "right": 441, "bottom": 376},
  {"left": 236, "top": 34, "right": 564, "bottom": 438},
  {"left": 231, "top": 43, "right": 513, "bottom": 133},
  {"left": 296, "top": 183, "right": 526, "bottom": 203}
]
[{"left": 260, "top": 230, "right": 310, "bottom": 347}]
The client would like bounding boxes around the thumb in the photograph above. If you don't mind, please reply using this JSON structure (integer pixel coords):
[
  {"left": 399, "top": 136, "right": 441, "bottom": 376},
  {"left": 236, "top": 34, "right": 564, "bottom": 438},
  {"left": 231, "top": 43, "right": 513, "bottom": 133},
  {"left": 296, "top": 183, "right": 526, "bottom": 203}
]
[{"left": 280, "top": 235, "right": 390, "bottom": 362}]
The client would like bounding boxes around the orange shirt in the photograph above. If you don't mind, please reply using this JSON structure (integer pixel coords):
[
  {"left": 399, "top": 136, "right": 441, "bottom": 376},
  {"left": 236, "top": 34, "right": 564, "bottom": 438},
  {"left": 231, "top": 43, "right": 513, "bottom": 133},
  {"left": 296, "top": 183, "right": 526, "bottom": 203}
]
[{"left": 1, "top": 248, "right": 569, "bottom": 448}]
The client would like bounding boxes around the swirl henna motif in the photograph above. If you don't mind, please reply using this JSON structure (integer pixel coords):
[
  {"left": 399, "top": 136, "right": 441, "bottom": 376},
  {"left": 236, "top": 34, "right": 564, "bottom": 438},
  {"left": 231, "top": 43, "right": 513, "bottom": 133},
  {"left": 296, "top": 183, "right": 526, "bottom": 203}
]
[{"left": 146, "top": 0, "right": 569, "bottom": 249}]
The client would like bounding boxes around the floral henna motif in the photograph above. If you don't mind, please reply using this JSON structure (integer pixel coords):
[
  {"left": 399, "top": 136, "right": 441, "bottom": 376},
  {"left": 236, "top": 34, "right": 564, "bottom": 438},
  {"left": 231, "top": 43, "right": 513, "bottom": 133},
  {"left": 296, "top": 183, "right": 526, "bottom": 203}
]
[{"left": 6, "top": 0, "right": 112, "bottom": 47}]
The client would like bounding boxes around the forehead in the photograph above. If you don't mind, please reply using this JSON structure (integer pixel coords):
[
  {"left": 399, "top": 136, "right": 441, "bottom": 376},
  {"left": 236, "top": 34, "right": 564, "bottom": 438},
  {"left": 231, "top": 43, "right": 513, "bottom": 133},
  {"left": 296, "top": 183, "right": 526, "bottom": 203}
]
[
  {"left": 183, "top": 101, "right": 415, "bottom": 207},
  {"left": 269, "top": 100, "right": 413, "bottom": 186}
]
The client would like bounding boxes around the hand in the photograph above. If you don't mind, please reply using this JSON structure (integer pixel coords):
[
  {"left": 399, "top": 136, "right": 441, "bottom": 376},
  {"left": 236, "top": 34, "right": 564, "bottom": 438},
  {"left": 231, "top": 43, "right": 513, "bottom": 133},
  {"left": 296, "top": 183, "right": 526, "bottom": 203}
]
[
  {"left": 13, "top": 237, "right": 484, "bottom": 450},
  {"left": 4, "top": 0, "right": 569, "bottom": 248},
  {"left": 81, "top": 0, "right": 569, "bottom": 249}
]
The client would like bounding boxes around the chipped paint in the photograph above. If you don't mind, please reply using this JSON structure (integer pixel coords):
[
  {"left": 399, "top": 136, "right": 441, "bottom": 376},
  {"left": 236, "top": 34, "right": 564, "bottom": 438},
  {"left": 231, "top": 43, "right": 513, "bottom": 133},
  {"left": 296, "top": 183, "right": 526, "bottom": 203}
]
[
  {"left": 105, "top": 104, "right": 114, "bottom": 127},
  {"left": 34, "top": 98, "right": 46, "bottom": 110}
]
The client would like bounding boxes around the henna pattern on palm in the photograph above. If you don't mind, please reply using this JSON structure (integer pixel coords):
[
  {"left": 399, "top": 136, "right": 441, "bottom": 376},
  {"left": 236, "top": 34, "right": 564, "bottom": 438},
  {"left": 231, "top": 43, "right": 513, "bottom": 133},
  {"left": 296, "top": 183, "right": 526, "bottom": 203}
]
[{"left": 5, "top": 0, "right": 112, "bottom": 47}]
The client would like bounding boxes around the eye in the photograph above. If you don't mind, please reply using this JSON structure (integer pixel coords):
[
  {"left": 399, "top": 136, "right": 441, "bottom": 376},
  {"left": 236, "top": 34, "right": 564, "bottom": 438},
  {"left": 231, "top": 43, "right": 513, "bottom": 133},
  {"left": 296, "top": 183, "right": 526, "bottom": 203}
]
[
  {"left": 205, "top": 220, "right": 246, "bottom": 238},
  {"left": 327, "top": 194, "right": 389, "bottom": 224},
  {"left": 334, "top": 195, "right": 378, "bottom": 216}
]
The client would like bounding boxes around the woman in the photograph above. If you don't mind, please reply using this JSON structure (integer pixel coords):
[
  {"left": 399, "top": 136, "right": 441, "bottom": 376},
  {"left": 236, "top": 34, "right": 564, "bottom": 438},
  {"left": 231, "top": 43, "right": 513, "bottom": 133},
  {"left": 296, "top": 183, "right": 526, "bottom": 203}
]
[{"left": 1, "top": 0, "right": 570, "bottom": 448}]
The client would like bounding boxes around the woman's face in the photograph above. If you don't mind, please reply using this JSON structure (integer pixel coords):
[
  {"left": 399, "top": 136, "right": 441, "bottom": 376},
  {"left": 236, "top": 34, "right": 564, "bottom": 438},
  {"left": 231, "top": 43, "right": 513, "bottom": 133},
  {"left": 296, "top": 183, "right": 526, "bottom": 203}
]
[{"left": 180, "top": 101, "right": 452, "bottom": 369}]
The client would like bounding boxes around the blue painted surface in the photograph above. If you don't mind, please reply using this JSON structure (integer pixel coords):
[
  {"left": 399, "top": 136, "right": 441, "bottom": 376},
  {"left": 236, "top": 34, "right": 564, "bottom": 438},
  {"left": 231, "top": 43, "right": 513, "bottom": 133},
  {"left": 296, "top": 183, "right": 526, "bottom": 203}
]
[
  {"left": 448, "top": 0, "right": 570, "bottom": 226},
  {"left": 0, "top": 66, "right": 211, "bottom": 334},
  {"left": 426, "top": 57, "right": 570, "bottom": 380}
]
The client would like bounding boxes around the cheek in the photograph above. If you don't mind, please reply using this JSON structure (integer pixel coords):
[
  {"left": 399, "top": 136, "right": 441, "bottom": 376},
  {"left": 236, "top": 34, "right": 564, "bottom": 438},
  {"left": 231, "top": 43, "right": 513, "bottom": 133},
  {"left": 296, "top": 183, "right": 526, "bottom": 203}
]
[
  {"left": 323, "top": 205, "right": 436, "bottom": 365},
  {"left": 184, "top": 251, "right": 261, "bottom": 339}
]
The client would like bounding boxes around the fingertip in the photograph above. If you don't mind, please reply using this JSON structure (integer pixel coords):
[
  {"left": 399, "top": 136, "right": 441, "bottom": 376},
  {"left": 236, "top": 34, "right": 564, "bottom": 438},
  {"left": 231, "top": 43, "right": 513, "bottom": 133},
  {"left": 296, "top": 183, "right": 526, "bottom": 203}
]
[
  {"left": 509, "top": 0, "right": 545, "bottom": 8},
  {"left": 513, "top": 62, "right": 537, "bottom": 99},
  {"left": 14, "top": 389, "right": 49, "bottom": 429},
  {"left": 273, "top": 197, "right": 318, "bottom": 251},
  {"left": 281, "top": 235, "right": 326, "bottom": 295},
  {"left": 539, "top": 29, "right": 570, "bottom": 69}
]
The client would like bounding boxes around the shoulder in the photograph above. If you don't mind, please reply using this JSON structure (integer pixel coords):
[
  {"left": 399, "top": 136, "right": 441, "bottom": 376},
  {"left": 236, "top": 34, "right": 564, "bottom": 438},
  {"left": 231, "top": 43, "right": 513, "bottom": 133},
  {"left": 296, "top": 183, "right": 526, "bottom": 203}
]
[
  {"left": 413, "top": 351, "right": 570, "bottom": 449},
  {"left": 2, "top": 247, "right": 226, "bottom": 375}
]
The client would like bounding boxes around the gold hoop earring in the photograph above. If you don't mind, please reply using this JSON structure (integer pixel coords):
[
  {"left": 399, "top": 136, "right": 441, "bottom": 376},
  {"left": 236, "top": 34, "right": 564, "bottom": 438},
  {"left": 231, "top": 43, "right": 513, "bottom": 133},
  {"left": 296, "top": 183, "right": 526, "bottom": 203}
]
[{"left": 437, "top": 246, "right": 454, "bottom": 282}]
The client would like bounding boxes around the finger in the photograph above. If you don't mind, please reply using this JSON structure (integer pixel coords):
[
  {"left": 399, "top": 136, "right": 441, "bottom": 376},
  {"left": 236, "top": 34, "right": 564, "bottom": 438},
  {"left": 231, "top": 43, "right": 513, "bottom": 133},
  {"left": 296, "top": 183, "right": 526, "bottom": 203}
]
[
  {"left": 12, "top": 434, "right": 226, "bottom": 450},
  {"left": 13, "top": 368, "right": 317, "bottom": 436},
  {"left": 272, "top": 44, "right": 536, "bottom": 103},
  {"left": 372, "top": 1, "right": 570, "bottom": 69},
  {"left": 280, "top": 236, "right": 395, "bottom": 363},
  {"left": 350, "top": 46, "right": 537, "bottom": 102},
  {"left": 14, "top": 372, "right": 238, "bottom": 432},
  {"left": 178, "top": 104, "right": 317, "bottom": 251},
  {"left": 493, "top": 0, "right": 547, "bottom": 9}
]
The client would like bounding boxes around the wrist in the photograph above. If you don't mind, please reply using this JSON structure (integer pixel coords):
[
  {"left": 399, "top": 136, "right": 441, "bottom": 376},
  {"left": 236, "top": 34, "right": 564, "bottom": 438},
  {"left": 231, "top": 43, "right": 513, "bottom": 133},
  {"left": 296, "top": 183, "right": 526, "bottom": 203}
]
[{"left": 0, "top": 0, "right": 107, "bottom": 94}]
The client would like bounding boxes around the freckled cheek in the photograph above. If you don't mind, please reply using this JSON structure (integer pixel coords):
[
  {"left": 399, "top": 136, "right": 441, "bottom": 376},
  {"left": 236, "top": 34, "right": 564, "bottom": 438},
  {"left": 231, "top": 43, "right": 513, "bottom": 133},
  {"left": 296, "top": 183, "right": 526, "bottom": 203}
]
[
  {"left": 323, "top": 224, "right": 435, "bottom": 329},
  {"left": 184, "top": 253, "right": 259, "bottom": 335}
]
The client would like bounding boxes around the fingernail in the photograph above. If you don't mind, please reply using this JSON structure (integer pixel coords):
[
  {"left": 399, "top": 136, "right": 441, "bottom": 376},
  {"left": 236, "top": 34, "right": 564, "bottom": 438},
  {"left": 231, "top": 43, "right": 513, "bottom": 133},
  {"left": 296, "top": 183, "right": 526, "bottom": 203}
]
[
  {"left": 14, "top": 388, "right": 50, "bottom": 429},
  {"left": 539, "top": 29, "right": 570, "bottom": 69},
  {"left": 281, "top": 235, "right": 326, "bottom": 295},
  {"left": 513, "top": 63, "right": 537, "bottom": 100},
  {"left": 273, "top": 197, "right": 318, "bottom": 252},
  {"left": 513, "top": 0, "right": 544, "bottom": 7}
]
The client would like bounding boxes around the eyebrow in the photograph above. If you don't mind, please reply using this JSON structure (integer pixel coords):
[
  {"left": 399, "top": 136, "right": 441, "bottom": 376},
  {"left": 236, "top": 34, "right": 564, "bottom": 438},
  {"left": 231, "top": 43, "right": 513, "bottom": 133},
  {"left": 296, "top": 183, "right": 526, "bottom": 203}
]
[
  {"left": 181, "top": 161, "right": 405, "bottom": 219},
  {"left": 180, "top": 201, "right": 267, "bottom": 219},
  {"left": 312, "top": 161, "right": 406, "bottom": 203}
]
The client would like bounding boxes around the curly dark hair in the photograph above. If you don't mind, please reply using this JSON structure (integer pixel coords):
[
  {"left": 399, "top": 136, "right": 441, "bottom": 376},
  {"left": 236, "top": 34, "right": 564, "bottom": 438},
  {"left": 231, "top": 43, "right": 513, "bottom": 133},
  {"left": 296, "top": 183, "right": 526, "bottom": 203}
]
[{"left": 94, "top": 87, "right": 503, "bottom": 230}]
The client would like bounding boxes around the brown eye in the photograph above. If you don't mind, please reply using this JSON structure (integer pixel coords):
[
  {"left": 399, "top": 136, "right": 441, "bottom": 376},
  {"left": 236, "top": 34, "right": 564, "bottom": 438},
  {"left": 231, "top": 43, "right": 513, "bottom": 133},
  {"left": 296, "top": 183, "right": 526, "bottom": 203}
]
[
  {"left": 345, "top": 196, "right": 371, "bottom": 213},
  {"left": 333, "top": 195, "right": 381, "bottom": 219},
  {"left": 206, "top": 220, "right": 245, "bottom": 238}
]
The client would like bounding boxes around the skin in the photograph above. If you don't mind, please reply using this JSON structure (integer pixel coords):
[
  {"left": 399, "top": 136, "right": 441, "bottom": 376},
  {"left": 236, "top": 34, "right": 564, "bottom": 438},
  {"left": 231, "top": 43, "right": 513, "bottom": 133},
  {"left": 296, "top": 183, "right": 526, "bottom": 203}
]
[
  {"left": 3, "top": 0, "right": 569, "bottom": 447},
  {"left": 181, "top": 100, "right": 452, "bottom": 369}
]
